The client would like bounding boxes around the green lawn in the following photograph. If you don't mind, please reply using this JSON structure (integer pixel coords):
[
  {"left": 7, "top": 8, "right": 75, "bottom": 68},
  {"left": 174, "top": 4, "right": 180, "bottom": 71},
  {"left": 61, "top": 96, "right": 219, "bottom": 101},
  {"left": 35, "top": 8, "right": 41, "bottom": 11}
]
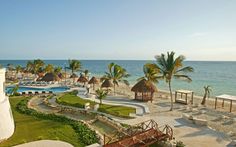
[
  {"left": 57, "top": 91, "right": 136, "bottom": 118},
  {"left": 0, "top": 97, "right": 84, "bottom": 147}
]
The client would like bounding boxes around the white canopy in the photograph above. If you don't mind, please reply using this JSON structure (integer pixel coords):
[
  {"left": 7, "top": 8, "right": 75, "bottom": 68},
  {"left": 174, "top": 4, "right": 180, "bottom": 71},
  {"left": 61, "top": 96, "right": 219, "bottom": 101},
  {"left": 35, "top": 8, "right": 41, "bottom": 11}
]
[
  {"left": 216, "top": 94, "right": 236, "bottom": 101},
  {"left": 175, "top": 89, "right": 193, "bottom": 94}
]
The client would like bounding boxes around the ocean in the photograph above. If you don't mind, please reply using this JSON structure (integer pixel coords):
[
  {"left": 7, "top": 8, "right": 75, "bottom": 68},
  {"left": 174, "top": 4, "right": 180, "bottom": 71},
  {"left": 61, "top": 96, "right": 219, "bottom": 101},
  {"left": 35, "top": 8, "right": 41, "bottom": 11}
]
[{"left": 1, "top": 60, "right": 236, "bottom": 97}]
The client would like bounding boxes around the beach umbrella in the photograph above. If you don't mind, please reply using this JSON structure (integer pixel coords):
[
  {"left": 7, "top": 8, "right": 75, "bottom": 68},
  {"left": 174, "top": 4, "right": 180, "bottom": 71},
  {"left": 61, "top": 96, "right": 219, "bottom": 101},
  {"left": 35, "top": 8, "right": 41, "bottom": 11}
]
[
  {"left": 40, "top": 73, "right": 60, "bottom": 82},
  {"left": 131, "top": 79, "right": 157, "bottom": 102},
  {"left": 101, "top": 79, "right": 113, "bottom": 91},
  {"left": 88, "top": 76, "right": 99, "bottom": 90}
]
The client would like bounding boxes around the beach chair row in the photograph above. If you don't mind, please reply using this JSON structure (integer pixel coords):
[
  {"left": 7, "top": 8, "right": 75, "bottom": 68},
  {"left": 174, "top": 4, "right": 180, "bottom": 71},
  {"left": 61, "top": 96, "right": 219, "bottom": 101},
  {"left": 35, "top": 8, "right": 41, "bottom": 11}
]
[
  {"left": 19, "top": 81, "right": 56, "bottom": 86},
  {"left": 20, "top": 91, "right": 53, "bottom": 95}
]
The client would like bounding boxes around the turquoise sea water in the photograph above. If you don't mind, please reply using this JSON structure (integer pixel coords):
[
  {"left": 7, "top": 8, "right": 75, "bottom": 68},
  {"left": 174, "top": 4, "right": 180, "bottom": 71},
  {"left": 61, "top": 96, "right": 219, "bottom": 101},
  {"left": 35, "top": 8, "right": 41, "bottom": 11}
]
[{"left": 1, "top": 60, "right": 236, "bottom": 96}]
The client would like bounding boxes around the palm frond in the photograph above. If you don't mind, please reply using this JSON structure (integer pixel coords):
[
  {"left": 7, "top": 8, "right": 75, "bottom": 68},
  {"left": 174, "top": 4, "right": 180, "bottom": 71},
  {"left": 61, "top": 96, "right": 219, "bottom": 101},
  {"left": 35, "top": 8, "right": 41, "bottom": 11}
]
[
  {"left": 122, "top": 79, "right": 130, "bottom": 86},
  {"left": 176, "top": 66, "right": 194, "bottom": 73},
  {"left": 174, "top": 74, "right": 192, "bottom": 82}
]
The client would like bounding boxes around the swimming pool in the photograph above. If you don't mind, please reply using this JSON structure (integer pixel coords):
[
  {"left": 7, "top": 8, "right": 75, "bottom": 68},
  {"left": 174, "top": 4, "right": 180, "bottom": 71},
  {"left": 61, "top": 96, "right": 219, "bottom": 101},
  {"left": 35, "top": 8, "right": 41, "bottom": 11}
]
[{"left": 6, "top": 86, "right": 70, "bottom": 94}]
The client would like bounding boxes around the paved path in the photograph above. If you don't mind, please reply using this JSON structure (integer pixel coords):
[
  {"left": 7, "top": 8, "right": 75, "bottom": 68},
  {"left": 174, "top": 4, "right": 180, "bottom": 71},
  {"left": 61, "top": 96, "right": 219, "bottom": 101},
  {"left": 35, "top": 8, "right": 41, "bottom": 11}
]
[
  {"left": 14, "top": 140, "right": 73, "bottom": 147},
  {"left": 78, "top": 93, "right": 150, "bottom": 116}
]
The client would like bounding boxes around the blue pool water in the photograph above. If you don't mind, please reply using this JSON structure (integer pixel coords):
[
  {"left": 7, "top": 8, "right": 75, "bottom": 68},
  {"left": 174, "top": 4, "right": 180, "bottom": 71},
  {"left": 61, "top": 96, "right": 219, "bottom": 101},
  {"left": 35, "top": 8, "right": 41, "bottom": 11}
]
[{"left": 6, "top": 86, "right": 70, "bottom": 94}]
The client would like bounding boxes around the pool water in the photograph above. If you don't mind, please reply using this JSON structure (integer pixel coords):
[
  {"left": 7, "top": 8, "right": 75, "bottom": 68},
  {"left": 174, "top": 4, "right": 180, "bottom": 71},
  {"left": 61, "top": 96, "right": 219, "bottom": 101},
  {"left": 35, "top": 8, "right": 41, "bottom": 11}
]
[{"left": 6, "top": 86, "right": 70, "bottom": 94}]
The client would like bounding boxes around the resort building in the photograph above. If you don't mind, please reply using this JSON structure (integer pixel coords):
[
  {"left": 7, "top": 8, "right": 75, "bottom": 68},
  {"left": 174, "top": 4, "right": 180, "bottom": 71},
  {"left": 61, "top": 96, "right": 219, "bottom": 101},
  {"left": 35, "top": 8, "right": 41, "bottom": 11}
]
[{"left": 0, "top": 68, "right": 15, "bottom": 142}]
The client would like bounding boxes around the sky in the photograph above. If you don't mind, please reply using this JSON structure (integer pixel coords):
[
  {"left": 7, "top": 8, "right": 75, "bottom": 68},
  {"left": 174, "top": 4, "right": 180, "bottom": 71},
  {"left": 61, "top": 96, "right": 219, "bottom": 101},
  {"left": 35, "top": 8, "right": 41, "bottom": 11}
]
[{"left": 0, "top": 0, "right": 236, "bottom": 61}]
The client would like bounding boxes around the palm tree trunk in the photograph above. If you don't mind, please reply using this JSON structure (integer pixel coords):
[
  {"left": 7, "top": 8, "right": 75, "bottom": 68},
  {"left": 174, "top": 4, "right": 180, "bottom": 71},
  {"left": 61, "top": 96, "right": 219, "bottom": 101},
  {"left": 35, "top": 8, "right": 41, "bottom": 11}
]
[
  {"left": 72, "top": 70, "right": 75, "bottom": 84},
  {"left": 15, "top": 72, "right": 18, "bottom": 79},
  {"left": 201, "top": 92, "right": 207, "bottom": 105},
  {"left": 100, "top": 99, "right": 102, "bottom": 104},
  {"left": 113, "top": 84, "right": 116, "bottom": 95},
  {"left": 168, "top": 81, "right": 173, "bottom": 111}
]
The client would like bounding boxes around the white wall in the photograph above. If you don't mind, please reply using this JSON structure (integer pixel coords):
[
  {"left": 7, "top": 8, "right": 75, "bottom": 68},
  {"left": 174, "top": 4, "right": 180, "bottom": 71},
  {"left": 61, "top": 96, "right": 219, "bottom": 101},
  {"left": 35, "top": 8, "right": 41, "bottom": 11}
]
[
  {"left": 0, "top": 68, "right": 5, "bottom": 101},
  {"left": 0, "top": 68, "right": 15, "bottom": 142},
  {"left": 0, "top": 96, "right": 15, "bottom": 141}
]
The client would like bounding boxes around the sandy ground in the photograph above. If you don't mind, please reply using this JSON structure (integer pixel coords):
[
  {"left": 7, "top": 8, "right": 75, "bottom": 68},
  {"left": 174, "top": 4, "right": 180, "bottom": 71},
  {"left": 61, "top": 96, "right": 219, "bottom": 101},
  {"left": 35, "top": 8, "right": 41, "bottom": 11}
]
[{"left": 14, "top": 140, "right": 73, "bottom": 147}]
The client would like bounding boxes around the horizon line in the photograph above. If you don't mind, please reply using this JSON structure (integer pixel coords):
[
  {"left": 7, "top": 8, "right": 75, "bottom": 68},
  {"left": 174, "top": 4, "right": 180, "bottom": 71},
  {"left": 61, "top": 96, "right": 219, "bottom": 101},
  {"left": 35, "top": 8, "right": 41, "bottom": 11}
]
[{"left": 0, "top": 59, "right": 236, "bottom": 62}]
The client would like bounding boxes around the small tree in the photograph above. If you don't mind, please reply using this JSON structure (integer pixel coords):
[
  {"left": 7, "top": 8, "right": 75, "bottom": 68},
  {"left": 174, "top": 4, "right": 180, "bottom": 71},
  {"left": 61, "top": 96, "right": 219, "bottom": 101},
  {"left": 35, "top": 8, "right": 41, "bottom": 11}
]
[
  {"left": 201, "top": 85, "right": 211, "bottom": 105},
  {"left": 10, "top": 85, "right": 19, "bottom": 96},
  {"left": 95, "top": 88, "right": 109, "bottom": 104}
]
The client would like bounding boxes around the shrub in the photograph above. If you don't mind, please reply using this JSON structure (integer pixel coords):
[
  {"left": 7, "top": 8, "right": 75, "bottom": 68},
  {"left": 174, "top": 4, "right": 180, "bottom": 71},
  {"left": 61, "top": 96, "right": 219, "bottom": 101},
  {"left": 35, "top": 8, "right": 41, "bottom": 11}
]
[
  {"left": 176, "top": 141, "right": 185, "bottom": 147},
  {"left": 69, "top": 90, "right": 78, "bottom": 95}
]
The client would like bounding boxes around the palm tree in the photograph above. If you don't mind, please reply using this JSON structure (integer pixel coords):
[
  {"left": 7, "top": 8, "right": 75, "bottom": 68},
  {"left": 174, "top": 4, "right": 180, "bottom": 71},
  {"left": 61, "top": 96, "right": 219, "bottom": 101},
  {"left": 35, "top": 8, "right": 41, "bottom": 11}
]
[
  {"left": 95, "top": 88, "right": 109, "bottom": 104},
  {"left": 138, "top": 63, "right": 160, "bottom": 84},
  {"left": 33, "top": 59, "right": 45, "bottom": 74},
  {"left": 25, "top": 61, "right": 34, "bottom": 79},
  {"left": 83, "top": 69, "right": 89, "bottom": 79},
  {"left": 201, "top": 85, "right": 211, "bottom": 105},
  {"left": 26, "top": 59, "right": 45, "bottom": 75},
  {"left": 15, "top": 65, "right": 22, "bottom": 79},
  {"left": 54, "top": 66, "right": 63, "bottom": 80},
  {"left": 68, "top": 59, "right": 82, "bottom": 83},
  {"left": 155, "top": 51, "right": 194, "bottom": 111},
  {"left": 7, "top": 64, "right": 14, "bottom": 71},
  {"left": 26, "top": 61, "right": 34, "bottom": 73},
  {"left": 54, "top": 66, "right": 62, "bottom": 74},
  {"left": 9, "top": 84, "right": 19, "bottom": 96},
  {"left": 101, "top": 63, "right": 130, "bottom": 95},
  {"left": 44, "top": 64, "right": 54, "bottom": 73}
]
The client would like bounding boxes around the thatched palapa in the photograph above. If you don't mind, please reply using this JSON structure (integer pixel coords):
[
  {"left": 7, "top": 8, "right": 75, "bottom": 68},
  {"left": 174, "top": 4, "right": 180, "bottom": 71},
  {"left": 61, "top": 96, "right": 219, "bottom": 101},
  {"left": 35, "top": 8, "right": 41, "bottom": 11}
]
[
  {"left": 41, "top": 73, "right": 60, "bottom": 82},
  {"left": 88, "top": 76, "right": 99, "bottom": 90},
  {"left": 77, "top": 75, "right": 88, "bottom": 83},
  {"left": 101, "top": 79, "right": 113, "bottom": 88},
  {"left": 131, "top": 79, "right": 157, "bottom": 102}
]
